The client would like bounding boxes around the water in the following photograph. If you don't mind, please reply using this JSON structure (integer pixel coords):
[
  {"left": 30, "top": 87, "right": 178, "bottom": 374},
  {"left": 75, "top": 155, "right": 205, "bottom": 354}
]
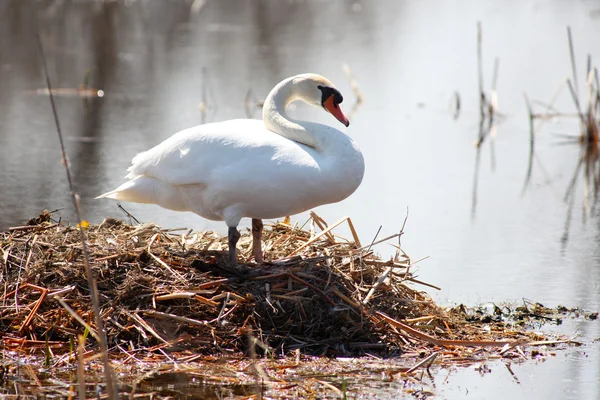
[{"left": 1, "top": 0, "right": 599, "bottom": 398}]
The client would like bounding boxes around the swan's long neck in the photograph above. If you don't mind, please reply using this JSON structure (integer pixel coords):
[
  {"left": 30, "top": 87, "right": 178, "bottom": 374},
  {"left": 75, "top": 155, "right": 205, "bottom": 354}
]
[{"left": 262, "top": 78, "right": 321, "bottom": 150}]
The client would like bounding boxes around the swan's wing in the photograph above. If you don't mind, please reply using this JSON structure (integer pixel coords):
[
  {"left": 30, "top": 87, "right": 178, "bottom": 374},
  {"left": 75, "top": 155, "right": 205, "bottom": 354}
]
[{"left": 125, "top": 119, "right": 314, "bottom": 186}]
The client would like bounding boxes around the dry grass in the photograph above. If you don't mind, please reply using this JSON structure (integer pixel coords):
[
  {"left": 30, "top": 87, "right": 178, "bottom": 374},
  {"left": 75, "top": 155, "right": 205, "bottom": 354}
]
[{"left": 1, "top": 210, "right": 565, "bottom": 365}]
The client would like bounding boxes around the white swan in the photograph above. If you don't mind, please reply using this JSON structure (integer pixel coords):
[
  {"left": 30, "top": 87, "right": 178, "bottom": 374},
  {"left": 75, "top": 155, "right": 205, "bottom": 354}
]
[{"left": 97, "top": 74, "right": 365, "bottom": 263}]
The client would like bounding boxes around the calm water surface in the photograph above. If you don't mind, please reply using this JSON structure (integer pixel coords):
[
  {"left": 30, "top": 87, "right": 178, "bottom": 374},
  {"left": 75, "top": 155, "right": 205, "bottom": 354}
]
[{"left": 1, "top": 0, "right": 599, "bottom": 398}]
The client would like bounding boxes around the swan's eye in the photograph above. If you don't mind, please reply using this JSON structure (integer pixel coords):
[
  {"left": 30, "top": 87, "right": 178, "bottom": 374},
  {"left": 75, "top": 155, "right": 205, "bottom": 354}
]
[
  {"left": 318, "top": 84, "right": 350, "bottom": 127},
  {"left": 318, "top": 85, "right": 344, "bottom": 108}
]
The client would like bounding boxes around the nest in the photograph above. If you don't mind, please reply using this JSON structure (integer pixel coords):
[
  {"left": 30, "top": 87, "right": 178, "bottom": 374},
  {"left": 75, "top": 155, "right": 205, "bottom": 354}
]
[{"left": 1, "top": 211, "right": 553, "bottom": 361}]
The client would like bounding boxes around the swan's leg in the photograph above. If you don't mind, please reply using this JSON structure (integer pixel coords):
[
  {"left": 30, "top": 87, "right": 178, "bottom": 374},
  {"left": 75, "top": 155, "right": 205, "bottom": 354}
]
[
  {"left": 251, "top": 218, "right": 263, "bottom": 263},
  {"left": 228, "top": 226, "right": 240, "bottom": 264}
]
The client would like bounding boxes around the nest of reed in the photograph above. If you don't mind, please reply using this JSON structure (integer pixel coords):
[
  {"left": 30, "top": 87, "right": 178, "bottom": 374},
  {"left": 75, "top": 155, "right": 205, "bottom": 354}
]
[{"left": 1, "top": 210, "right": 548, "bottom": 361}]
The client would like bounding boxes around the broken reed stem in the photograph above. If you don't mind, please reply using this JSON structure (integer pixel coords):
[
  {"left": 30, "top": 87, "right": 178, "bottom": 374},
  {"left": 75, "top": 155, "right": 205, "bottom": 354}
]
[
  {"left": 594, "top": 68, "right": 600, "bottom": 108},
  {"left": 18, "top": 285, "right": 47, "bottom": 334},
  {"left": 126, "top": 311, "right": 169, "bottom": 345},
  {"left": 355, "top": 232, "right": 399, "bottom": 253},
  {"left": 567, "top": 26, "right": 579, "bottom": 101},
  {"left": 362, "top": 266, "right": 392, "bottom": 305},
  {"left": 406, "top": 351, "right": 438, "bottom": 374},
  {"left": 477, "top": 21, "right": 484, "bottom": 119},
  {"left": 77, "top": 335, "right": 86, "bottom": 400},
  {"left": 290, "top": 216, "right": 352, "bottom": 256},
  {"left": 365, "top": 225, "right": 382, "bottom": 253},
  {"left": 309, "top": 211, "right": 336, "bottom": 243},
  {"left": 567, "top": 79, "right": 585, "bottom": 124},
  {"left": 398, "top": 206, "right": 409, "bottom": 249},
  {"left": 36, "top": 35, "right": 117, "bottom": 400},
  {"left": 144, "top": 310, "right": 209, "bottom": 328},
  {"left": 376, "top": 312, "right": 513, "bottom": 348}
]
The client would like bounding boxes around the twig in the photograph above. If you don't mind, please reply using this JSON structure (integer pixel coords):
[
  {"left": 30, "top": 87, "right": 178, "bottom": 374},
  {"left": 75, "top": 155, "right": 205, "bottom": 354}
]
[
  {"left": 377, "top": 311, "right": 514, "bottom": 347},
  {"left": 143, "top": 310, "right": 210, "bottom": 329},
  {"left": 398, "top": 207, "right": 409, "bottom": 249},
  {"left": 309, "top": 211, "right": 336, "bottom": 243},
  {"left": 8, "top": 223, "right": 59, "bottom": 232},
  {"left": 287, "top": 273, "right": 336, "bottom": 306},
  {"left": 404, "top": 277, "right": 441, "bottom": 291},
  {"left": 362, "top": 266, "right": 392, "bottom": 305},
  {"left": 290, "top": 216, "right": 350, "bottom": 255},
  {"left": 55, "top": 297, "right": 101, "bottom": 342},
  {"left": 316, "top": 379, "right": 343, "bottom": 396},
  {"left": 124, "top": 311, "right": 169, "bottom": 345},
  {"left": 355, "top": 232, "right": 400, "bottom": 253},
  {"left": 346, "top": 217, "right": 362, "bottom": 248},
  {"left": 18, "top": 284, "right": 48, "bottom": 334},
  {"left": 365, "top": 225, "right": 382, "bottom": 253},
  {"left": 117, "top": 203, "right": 140, "bottom": 225},
  {"left": 146, "top": 250, "right": 186, "bottom": 283},
  {"left": 403, "top": 315, "right": 437, "bottom": 324},
  {"left": 406, "top": 351, "right": 439, "bottom": 374}
]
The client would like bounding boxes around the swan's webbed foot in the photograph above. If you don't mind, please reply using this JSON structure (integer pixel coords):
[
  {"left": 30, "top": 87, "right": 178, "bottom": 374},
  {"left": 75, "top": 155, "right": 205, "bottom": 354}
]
[
  {"left": 252, "top": 218, "right": 263, "bottom": 263},
  {"left": 228, "top": 226, "right": 240, "bottom": 264}
]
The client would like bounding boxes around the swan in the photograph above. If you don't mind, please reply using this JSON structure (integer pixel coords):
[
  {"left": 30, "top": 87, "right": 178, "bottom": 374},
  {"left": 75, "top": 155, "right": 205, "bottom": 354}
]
[{"left": 97, "top": 73, "right": 365, "bottom": 263}]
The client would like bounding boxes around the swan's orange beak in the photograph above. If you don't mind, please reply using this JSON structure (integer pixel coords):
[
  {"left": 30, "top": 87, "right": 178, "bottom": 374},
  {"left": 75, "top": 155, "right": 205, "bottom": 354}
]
[{"left": 324, "top": 95, "right": 350, "bottom": 127}]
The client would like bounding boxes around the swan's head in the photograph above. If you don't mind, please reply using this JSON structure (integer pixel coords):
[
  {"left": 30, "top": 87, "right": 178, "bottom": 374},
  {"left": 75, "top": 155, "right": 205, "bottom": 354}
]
[{"left": 293, "top": 74, "right": 350, "bottom": 127}]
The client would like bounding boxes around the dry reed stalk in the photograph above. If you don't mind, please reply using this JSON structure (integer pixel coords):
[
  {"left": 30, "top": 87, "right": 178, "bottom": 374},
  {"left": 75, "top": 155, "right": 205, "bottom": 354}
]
[
  {"left": 309, "top": 211, "right": 336, "bottom": 243},
  {"left": 376, "top": 311, "right": 554, "bottom": 348},
  {"left": 17, "top": 284, "right": 47, "bottom": 334},
  {"left": 477, "top": 21, "right": 484, "bottom": 119},
  {"left": 36, "top": 35, "right": 117, "bottom": 399},
  {"left": 290, "top": 216, "right": 358, "bottom": 255},
  {"left": 76, "top": 334, "right": 86, "bottom": 400}
]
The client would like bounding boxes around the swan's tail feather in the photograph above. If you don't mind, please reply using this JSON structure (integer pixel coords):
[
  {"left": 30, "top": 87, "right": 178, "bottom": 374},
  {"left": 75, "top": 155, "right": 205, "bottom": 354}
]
[
  {"left": 95, "top": 180, "right": 141, "bottom": 201},
  {"left": 95, "top": 177, "right": 187, "bottom": 211}
]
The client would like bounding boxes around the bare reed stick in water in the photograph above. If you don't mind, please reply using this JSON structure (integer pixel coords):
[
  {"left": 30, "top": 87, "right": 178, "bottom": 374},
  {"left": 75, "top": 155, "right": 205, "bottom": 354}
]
[{"left": 36, "top": 34, "right": 118, "bottom": 400}]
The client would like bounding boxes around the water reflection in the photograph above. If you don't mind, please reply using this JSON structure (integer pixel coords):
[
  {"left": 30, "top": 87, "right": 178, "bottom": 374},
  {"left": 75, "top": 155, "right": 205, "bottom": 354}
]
[
  {"left": 471, "top": 21, "right": 501, "bottom": 219},
  {"left": 521, "top": 29, "right": 600, "bottom": 251}
]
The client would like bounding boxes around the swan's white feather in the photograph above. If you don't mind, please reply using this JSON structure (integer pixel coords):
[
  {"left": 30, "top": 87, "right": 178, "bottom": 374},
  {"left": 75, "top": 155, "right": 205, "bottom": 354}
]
[{"left": 97, "top": 75, "right": 365, "bottom": 228}]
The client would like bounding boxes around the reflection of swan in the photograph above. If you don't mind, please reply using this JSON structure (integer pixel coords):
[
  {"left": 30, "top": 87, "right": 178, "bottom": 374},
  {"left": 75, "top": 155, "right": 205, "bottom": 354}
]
[{"left": 97, "top": 74, "right": 365, "bottom": 263}]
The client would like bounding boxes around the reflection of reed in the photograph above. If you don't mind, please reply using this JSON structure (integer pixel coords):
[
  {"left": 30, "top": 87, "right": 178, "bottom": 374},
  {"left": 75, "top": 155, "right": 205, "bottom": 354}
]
[
  {"left": 471, "top": 22, "right": 502, "bottom": 219},
  {"left": 342, "top": 63, "right": 364, "bottom": 121},
  {"left": 522, "top": 27, "right": 600, "bottom": 249},
  {"left": 243, "top": 88, "right": 263, "bottom": 119},
  {"left": 27, "top": 67, "right": 105, "bottom": 102},
  {"left": 198, "top": 67, "right": 217, "bottom": 124},
  {"left": 474, "top": 22, "right": 501, "bottom": 149},
  {"left": 26, "top": 63, "right": 105, "bottom": 113}
]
